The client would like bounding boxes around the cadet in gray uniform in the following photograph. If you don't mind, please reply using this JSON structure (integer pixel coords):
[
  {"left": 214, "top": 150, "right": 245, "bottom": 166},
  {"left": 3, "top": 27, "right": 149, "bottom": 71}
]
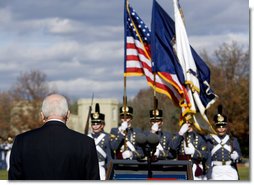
[
  {"left": 88, "top": 103, "right": 113, "bottom": 180},
  {"left": 206, "top": 105, "right": 242, "bottom": 180},
  {"left": 110, "top": 106, "right": 143, "bottom": 160},
  {"left": 145, "top": 108, "right": 175, "bottom": 160},
  {"left": 5, "top": 137, "right": 13, "bottom": 171},
  {"left": 171, "top": 114, "right": 209, "bottom": 180},
  {"left": 0, "top": 137, "right": 7, "bottom": 170}
]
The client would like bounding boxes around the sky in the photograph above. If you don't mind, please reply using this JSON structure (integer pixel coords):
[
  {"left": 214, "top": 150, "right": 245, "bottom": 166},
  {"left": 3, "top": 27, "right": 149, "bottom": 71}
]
[{"left": 0, "top": 0, "right": 249, "bottom": 101}]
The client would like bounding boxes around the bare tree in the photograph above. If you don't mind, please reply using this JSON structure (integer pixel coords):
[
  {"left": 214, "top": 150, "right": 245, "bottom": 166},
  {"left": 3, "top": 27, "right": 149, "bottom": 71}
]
[
  {"left": 212, "top": 42, "right": 249, "bottom": 132},
  {"left": 0, "top": 91, "right": 14, "bottom": 139},
  {"left": 9, "top": 70, "right": 53, "bottom": 135},
  {"left": 215, "top": 41, "right": 249, "bottom": 82},
  {"left": 11, "top": 70, "right": 49, "bottom": 101}
]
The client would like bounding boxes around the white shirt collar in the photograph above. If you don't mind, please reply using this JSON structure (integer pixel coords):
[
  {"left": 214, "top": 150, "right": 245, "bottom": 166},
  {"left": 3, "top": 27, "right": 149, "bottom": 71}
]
[{"left": 47, "top": 119, "right": 65, "bottom": 124}]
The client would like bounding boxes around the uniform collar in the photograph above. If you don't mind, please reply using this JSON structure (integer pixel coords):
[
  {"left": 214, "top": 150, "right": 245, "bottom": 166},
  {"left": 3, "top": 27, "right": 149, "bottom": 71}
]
[
  {"left": 218, "top": 134, "right": 227, "bottom": 139},
  {"left": 92, "top": 132, "right": 101, "bottom": 138}
]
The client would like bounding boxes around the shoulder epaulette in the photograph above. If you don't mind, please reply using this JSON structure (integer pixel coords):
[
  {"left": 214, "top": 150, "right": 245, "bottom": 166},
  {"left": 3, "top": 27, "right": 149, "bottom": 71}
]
[{"left": 110, "top": 134, "right": 116, "bottom": 139}]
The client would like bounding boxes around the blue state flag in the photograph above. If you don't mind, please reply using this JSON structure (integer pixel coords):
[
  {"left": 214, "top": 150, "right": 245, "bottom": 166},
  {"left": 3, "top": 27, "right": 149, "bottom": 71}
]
[
  {"left": 151, "top": 0, "right": 190, "bottom": 111},
  {"left": 151, "top": 0, "right": 217, "bottom": 113}
]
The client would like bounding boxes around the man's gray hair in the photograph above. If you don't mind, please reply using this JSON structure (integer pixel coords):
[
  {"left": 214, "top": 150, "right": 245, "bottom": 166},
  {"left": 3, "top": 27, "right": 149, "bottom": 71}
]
[{"left": 41, "top": 94, "right": 69, "bottom": 118}]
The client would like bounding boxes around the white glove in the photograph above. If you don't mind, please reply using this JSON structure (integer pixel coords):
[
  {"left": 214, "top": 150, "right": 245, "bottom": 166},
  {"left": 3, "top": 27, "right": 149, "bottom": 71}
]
[
  {"left": 151, "top": 123, "right": 159, "bottom": 133},
  {"left": 179, "top": 123, "right": 189, "bottom": 136},
  {"left": 230, "top": 151, "right": 239, "bottom": 161},
  {"left": 122, "top": 150, "right": 133, "bottom": 159},
  {"left": 184, "top": 142, "right": 195, "bottom": 155},
  {"left": 118, "top": 121, "right": 128, "bottom": 134},
  {"left": 154, "top": 148, "right": 160, "bottom": 157}
]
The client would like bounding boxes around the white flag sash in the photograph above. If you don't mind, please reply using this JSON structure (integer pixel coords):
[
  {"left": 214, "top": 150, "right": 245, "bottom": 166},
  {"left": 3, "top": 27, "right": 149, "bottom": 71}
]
[
  {"left": 126, "top": 141, "right": 136, "bottom": 152},
  {"left": 96, "top": 145, "right": 107, "bottom": 159},
  {"left": 211, "top": 135, "right": 231, "bottom": 156}
]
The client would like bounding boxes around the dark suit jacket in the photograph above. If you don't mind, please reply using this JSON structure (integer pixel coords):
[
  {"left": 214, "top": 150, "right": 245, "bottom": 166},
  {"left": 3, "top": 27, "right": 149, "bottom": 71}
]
[{"left": 8, "top": 121, "right": 100, "bottom": 180}]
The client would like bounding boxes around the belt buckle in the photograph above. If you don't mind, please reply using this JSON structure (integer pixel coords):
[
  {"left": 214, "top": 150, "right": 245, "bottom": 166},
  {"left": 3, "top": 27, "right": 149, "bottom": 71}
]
[{"left": 222, "top": 161, "right": 226, "bottom": 165}]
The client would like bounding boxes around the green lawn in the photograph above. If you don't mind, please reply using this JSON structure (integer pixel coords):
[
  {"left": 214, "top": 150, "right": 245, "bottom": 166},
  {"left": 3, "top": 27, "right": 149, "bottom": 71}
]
[
  {"left": 0, "top": 165, "right": 249, "bottom": 180},
  {"left": 0, "top": 170, "right": 7, "bottom": 180},
  {"left": 238, "top": 165, "right": 250, "bottom": 180}
]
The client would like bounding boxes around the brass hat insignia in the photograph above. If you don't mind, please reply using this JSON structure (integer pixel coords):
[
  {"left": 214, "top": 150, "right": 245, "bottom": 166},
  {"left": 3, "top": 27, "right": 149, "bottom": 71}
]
[
  {"left": 93, "top": 112, "right": 99, "bottom": 119},
  {"left": 153, "top": 109, "right": 159, "bottom": 116},
  {"left": 122, "top": 106, "right": 129, "bottom": 112},
  {"left": 217, "top": 114, "right": 224, "bottom": 122}
]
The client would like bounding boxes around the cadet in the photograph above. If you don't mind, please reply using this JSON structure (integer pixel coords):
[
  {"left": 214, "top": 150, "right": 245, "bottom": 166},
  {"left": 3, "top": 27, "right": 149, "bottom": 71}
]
[
  {"left": 0, "top": 137, "right": 12, "bottom": 171},
  {"left": 206, "top": 105, "right": 242, "bottom": 180},
  {"left": 0, "top": 137, "right": 6, "bottom": 170},
  {"left": 88, "top": 103, "right": 113, "bottom": 180},
  {"left": 171, "top": 114, "right": 209, "bottom": 180},
  {"left": 145, "top": 108, "right": 175, "bottom": 160},
  {"left": 110, "top": 106, "right": 143, "bottom": 160},
  {"left": 5, "top": 137, "right": 13, "bottom": 171}
]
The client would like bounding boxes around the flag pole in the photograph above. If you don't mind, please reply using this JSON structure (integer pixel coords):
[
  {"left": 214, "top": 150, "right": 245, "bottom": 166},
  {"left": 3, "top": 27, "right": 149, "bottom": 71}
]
[
  {"left": 123, "top": 76, "right": 127, "bottom": 121},
  {"left": 153, "top": 72, "right": 157, "bottom": 120},
  {"left": 123, "top": 76, "right": 128, "bottom": 151},
  {"left": 123, "top": 0, "right": 128, "bottom": 147},
  {"left": 123, "top": 0, "right": 128, "bottom": 121}
]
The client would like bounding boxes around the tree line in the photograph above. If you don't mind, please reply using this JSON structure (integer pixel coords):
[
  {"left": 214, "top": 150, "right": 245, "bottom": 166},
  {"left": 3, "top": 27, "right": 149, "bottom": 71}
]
[{"left": 0, "top": 41, "right": 249, "bottom": 157}]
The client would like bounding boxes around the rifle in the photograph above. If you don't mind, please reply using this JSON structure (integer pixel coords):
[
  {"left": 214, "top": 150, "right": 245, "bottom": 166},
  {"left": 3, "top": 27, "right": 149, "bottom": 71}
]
[{"left": 84, "top": 93, "right": 94, "bottom": 135}]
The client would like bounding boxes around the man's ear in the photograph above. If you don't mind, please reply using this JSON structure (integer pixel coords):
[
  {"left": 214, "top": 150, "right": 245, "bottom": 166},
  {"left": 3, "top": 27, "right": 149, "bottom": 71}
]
[
  {"left": 40, "top": 112, "right": 46, "bottom": 123},
  {"left": 66, "top": 110, "right": 70, "bottom": 121}
]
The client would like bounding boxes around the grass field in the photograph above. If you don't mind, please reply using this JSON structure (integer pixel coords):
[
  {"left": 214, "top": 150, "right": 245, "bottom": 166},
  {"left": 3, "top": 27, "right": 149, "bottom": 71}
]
[
  {"left": 0, "top": 165, "right": 250, "bottom": 180},
  {"left": 0, "top": 170, "right": 7, "bottom": 180},
  {"left": 238, "top": 165, "right": 250, "bottom": 180}
]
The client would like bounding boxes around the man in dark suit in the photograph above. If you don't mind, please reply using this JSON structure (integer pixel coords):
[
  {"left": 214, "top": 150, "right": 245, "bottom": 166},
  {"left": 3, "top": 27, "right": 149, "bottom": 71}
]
[{"left": 8, "top": 93, "right": 100, "bottom": 180}]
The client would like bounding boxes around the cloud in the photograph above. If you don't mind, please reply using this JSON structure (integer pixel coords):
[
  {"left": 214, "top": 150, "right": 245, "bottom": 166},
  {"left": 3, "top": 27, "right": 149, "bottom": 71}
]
[
  {"left": 46, "top": 18, "right": 81, "bottom": 34},
  {"left": 0, "top": 38, "right": 123, "bottom": 63},
  {"left": 0, "top": 8, "right": 12, "bottom": 24},
  {"left": 189, "top": 33, "right": 249, "bottom": 56},
  {"left": 49, "top": 77, "right": 148, "bottom": 100},
  {"left": 0, "top": 62, "right": 19, "bottom": 72}
]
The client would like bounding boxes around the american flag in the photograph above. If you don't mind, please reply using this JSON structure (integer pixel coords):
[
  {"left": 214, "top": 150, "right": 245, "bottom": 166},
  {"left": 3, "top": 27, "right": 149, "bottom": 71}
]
[{"left": 124, "top": 0, "right": 189, "bottom": 107}]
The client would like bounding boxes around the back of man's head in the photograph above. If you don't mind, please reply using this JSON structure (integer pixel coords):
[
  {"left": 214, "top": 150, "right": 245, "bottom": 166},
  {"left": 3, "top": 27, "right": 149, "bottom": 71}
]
[{"left": 41, "top": 94, "right": 69, "bottom": 118}]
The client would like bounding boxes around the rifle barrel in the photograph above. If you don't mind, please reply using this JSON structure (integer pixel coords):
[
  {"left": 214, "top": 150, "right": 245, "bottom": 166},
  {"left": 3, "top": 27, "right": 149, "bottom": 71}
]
[{"left": 84, "top": 106, "right": 92, "bottom": 135}]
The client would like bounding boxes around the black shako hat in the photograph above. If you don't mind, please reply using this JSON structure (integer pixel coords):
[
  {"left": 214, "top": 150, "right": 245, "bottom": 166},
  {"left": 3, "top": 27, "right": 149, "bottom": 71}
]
[
  {"left": 119, "top": 106, "right": 133, "bottom": 117},
  {"left": 149, "top": 109, "right": 163, "bottom": 120},
  {"left": 213, "top": 104, "right": 227, "bottom": 125},
  {"left": 91, "top": 103, "right": 105, "bottom": 124}
]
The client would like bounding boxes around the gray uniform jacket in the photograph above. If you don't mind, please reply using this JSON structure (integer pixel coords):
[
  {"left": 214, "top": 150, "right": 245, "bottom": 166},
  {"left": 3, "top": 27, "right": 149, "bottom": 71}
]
[
  {"left": 205, "top": 134, "right": 242, "bottom": 179},
  {"left": 110, "top": 127, "right": 144, "bottom": 159}
]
